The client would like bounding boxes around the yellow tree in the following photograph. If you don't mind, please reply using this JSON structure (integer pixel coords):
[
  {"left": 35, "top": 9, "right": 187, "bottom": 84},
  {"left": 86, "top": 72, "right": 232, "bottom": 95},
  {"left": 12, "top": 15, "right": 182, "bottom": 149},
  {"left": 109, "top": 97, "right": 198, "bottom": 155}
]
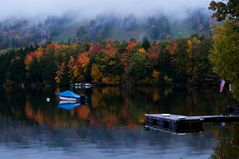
[
  {"left": 68, "top": 56, "right": 80, "bottom": 83},
  {"left": 94, "top": 49, "right": 123, "bottom": 85},
  {"left": 55, "top": 63, "right": 65, "bottom": 84},
  {"left": 209, "top": 20, "right": 239, "bottom": 99},
  {"left": 77, "top": 53, "right": 90, "bottom": 81},
  {"left": 138, "top": 48, "right": 146, "bottom": 56},
  {"left": 91, "top": 64, "right": 103, "bottom": 83},
  {"left": 186, "top": 37, "right": 200, "bottom": 80},
  {"left": 152, "top": 70, "right": 160, "bottom": 79}
]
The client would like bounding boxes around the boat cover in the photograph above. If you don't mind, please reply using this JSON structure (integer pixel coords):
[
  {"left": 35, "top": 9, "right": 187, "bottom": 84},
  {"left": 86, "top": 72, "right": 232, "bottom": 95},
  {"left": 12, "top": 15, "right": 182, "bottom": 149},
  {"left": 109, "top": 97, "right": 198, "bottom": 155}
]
[{"left": 58, "top": 91, "right": 80, "bottom": 99}]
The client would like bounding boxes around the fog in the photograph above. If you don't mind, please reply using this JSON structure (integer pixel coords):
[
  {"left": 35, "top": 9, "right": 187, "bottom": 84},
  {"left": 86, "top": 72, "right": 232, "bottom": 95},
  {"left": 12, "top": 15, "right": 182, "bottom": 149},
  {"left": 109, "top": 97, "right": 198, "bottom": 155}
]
[{"left": 0, "top": 0, "right": 212, "bottom": 20}]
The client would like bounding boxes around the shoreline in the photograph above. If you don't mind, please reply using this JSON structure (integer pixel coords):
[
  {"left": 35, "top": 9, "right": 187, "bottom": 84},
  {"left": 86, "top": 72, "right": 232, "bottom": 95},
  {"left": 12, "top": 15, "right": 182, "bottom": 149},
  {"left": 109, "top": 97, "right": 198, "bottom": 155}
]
[{"left": 1, "top": 81, "right": 220, "bottom": 89}]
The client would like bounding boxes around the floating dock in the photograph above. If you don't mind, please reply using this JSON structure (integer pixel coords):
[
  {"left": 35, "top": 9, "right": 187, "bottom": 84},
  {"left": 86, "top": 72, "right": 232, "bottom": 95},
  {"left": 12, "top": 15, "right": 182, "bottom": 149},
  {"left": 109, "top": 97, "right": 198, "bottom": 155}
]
[{"left": 145, "top": 114, "right": 239, "bottom": 133}]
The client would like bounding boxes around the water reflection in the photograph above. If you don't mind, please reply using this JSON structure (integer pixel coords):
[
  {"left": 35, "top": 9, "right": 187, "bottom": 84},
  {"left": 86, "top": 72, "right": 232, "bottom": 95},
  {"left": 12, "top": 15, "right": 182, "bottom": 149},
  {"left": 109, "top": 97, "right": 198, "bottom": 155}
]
[
  {"left": 0, "top": 116, "right": 216, "bottom": 159},
  {"left": 58, "top": 101, "right": 81, "bottom": 110},
  {"left": 211, "top": 123, "right": 239, "bottom": 159},
  {"left": 0, "top": 87, "right": 238, "bottom": 159}
]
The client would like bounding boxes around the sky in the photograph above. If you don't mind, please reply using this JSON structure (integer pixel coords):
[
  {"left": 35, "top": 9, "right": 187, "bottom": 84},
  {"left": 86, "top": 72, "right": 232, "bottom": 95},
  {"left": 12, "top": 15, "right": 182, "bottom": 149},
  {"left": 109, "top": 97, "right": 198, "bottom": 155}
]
[{"left": 0, "top": 0, "right": 212, "bottom": 20}]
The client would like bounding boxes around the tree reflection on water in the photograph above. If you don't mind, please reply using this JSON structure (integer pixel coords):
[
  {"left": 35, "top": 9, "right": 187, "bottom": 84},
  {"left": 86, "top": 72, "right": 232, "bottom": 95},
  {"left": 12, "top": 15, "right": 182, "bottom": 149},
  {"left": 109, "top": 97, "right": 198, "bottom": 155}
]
[
  {"left": 0, "top": 87, "right": 236, "bottom": 128},
  {"left": 211, "top": 123, "right": 239, "bottom": 159}
]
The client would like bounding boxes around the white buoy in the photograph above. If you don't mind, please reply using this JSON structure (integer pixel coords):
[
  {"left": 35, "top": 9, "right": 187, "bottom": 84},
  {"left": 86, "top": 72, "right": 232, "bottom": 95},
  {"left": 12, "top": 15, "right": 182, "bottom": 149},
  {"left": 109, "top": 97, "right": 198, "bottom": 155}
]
[{"left": 46, "top": 98, "right": 50, "bottom": 102}]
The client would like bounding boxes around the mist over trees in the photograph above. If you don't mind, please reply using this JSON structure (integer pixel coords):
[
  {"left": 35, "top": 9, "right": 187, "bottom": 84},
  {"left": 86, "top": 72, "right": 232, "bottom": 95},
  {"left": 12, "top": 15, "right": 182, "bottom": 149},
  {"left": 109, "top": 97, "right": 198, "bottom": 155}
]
[{"left": 0, "top": 9, "right": 211, "bottom": 49}]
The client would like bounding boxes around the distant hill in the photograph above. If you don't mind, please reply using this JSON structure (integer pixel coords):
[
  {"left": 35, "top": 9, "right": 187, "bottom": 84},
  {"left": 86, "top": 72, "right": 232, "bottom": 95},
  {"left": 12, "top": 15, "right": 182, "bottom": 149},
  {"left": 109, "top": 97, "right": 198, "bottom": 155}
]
[{"left": 0, "top": 9, "right": 211, "bottom": 49}]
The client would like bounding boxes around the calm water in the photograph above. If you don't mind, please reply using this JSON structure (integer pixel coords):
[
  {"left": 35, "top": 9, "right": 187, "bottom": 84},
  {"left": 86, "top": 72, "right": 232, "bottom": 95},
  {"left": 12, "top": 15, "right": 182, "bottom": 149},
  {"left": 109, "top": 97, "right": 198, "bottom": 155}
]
[{"left": 0, "top": 87, "right": 238, "bottom": 159}]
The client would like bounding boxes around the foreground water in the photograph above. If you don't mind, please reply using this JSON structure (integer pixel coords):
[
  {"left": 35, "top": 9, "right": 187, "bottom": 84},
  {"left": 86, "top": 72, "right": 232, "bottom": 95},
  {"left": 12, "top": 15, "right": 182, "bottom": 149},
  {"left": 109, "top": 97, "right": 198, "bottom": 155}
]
[{"left": 0, "top": 87, "right": 238, "bottom": 159}]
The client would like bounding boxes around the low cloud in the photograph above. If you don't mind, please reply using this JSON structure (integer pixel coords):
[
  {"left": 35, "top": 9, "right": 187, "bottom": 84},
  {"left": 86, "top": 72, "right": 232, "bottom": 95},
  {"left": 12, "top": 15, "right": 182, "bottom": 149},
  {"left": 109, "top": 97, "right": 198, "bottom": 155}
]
[{"left": 0, "top": 0, "right": 212, "bottom": 20}]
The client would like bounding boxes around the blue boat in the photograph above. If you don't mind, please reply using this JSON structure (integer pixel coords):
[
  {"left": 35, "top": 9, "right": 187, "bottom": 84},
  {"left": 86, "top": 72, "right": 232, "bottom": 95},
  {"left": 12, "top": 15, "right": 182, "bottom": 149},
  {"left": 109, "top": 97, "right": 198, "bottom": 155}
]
[
  {"left": 57, "top": 91, "right": 80, "bottom": 101},
  {"left": 58, "top": 101, "right": 81, "bottom": 110}
]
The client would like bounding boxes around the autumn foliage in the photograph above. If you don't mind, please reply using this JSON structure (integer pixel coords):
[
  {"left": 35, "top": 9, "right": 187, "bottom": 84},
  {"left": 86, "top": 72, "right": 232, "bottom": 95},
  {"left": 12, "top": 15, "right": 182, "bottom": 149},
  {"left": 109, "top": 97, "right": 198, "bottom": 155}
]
[{"left": 0, "top": 37, "right": 216, "bottom": 86}]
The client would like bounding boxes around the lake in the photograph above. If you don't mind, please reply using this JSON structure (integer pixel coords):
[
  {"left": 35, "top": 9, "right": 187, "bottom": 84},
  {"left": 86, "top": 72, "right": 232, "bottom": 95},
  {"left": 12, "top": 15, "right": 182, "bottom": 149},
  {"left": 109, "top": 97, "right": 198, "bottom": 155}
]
[{"left": 0, "top": 87, "right": 238, "bottom": 159}]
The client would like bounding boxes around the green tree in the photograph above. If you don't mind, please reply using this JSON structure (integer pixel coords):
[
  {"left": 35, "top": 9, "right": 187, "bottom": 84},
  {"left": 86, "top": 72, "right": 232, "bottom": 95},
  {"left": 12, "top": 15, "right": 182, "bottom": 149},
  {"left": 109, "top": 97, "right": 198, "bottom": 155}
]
[
  {"left": 116, "top": 41, "right": 128, "bottom": 53},
  {"left": 209, "top": 20, "right": 239, "bottom": 99},
  {"left": 40, "top": 52, "right": 57, "bottom": 84},
  {"left": 157, "top": 41, "right": 173, "bottom": 83},
  {"left": 192, "top": 37, "right": 215, "bottom": 84},
  {"left": 7, "top": 56, "right": 26, "bottom": 83},
  {"left": 27, "top": 57, "right": 42, "bottom": 83},
  {"left": 172, "top": 40, "right": 188, "bottom": 82},
  {"left": 141, "top": 37, "right": 151, "bottom": 50},
  {"left": 128, "top": 52, "right": 152, "bottom": 82},
  {"left": 0, "top": 50, "right": 16, "bottom": 83},
  {"left": 209, "top": 20, "right": 239, "bottom": 82},
  {"left": 93, "top": 51, "right": 123, "bottom": 85}
]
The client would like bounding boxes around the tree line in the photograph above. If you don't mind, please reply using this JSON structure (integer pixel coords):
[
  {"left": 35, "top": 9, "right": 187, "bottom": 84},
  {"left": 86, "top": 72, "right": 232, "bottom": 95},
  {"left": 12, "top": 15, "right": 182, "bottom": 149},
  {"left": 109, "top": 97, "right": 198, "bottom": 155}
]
[{"left": 0, "top": 36, "right": 217, "bottom": 87}]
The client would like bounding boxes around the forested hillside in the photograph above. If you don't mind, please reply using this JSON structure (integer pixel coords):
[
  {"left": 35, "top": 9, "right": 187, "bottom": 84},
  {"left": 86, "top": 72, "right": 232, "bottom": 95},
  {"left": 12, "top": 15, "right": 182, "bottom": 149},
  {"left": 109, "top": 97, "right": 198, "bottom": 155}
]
[{"left": 0, "top": 9, "right": 211, "bottom": 49}]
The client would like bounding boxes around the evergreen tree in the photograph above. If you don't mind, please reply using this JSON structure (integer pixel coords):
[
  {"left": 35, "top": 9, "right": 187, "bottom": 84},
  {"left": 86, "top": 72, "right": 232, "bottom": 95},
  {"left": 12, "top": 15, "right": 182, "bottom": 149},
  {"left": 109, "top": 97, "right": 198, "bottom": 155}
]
[
  {"left": 27, "top": 57, "right": 42, "bottom": 83},
  {"left": 158, "top": 42, "right": 173, "bottom": 82},
  {"left": 7, "top": 56, "right": 25, "bottom": 83},
  {"left": 41, "top": 53, "right": 57, "bottom": 84},
  {"left": 141, "top": 37, "right": 151, "bottom": 50}
]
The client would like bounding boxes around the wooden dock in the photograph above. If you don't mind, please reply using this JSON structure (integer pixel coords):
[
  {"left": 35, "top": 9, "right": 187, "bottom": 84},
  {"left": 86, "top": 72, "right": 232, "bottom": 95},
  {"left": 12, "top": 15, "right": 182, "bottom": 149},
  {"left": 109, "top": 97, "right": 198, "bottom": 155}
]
[{"left": 145, "top": 114, "right": 239, "bottom": 133}]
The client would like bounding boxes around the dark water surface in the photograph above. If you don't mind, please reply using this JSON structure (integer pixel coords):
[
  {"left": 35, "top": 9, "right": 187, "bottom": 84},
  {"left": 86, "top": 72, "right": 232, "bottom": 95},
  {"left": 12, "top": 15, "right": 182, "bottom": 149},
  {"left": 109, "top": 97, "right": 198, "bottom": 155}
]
[{"left": 0, "top": 87, "right": 238, "bottom": 159}]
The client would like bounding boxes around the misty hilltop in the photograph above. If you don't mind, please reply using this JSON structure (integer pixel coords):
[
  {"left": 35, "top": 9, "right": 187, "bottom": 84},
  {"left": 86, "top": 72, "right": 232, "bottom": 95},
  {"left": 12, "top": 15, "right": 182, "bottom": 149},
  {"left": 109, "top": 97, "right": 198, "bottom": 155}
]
[
  {"left": 0, "top": 0, "right": 213, "bottom": 49},
  {"left": 0, "top": 0, "right": 211, "bottom": 20}
]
